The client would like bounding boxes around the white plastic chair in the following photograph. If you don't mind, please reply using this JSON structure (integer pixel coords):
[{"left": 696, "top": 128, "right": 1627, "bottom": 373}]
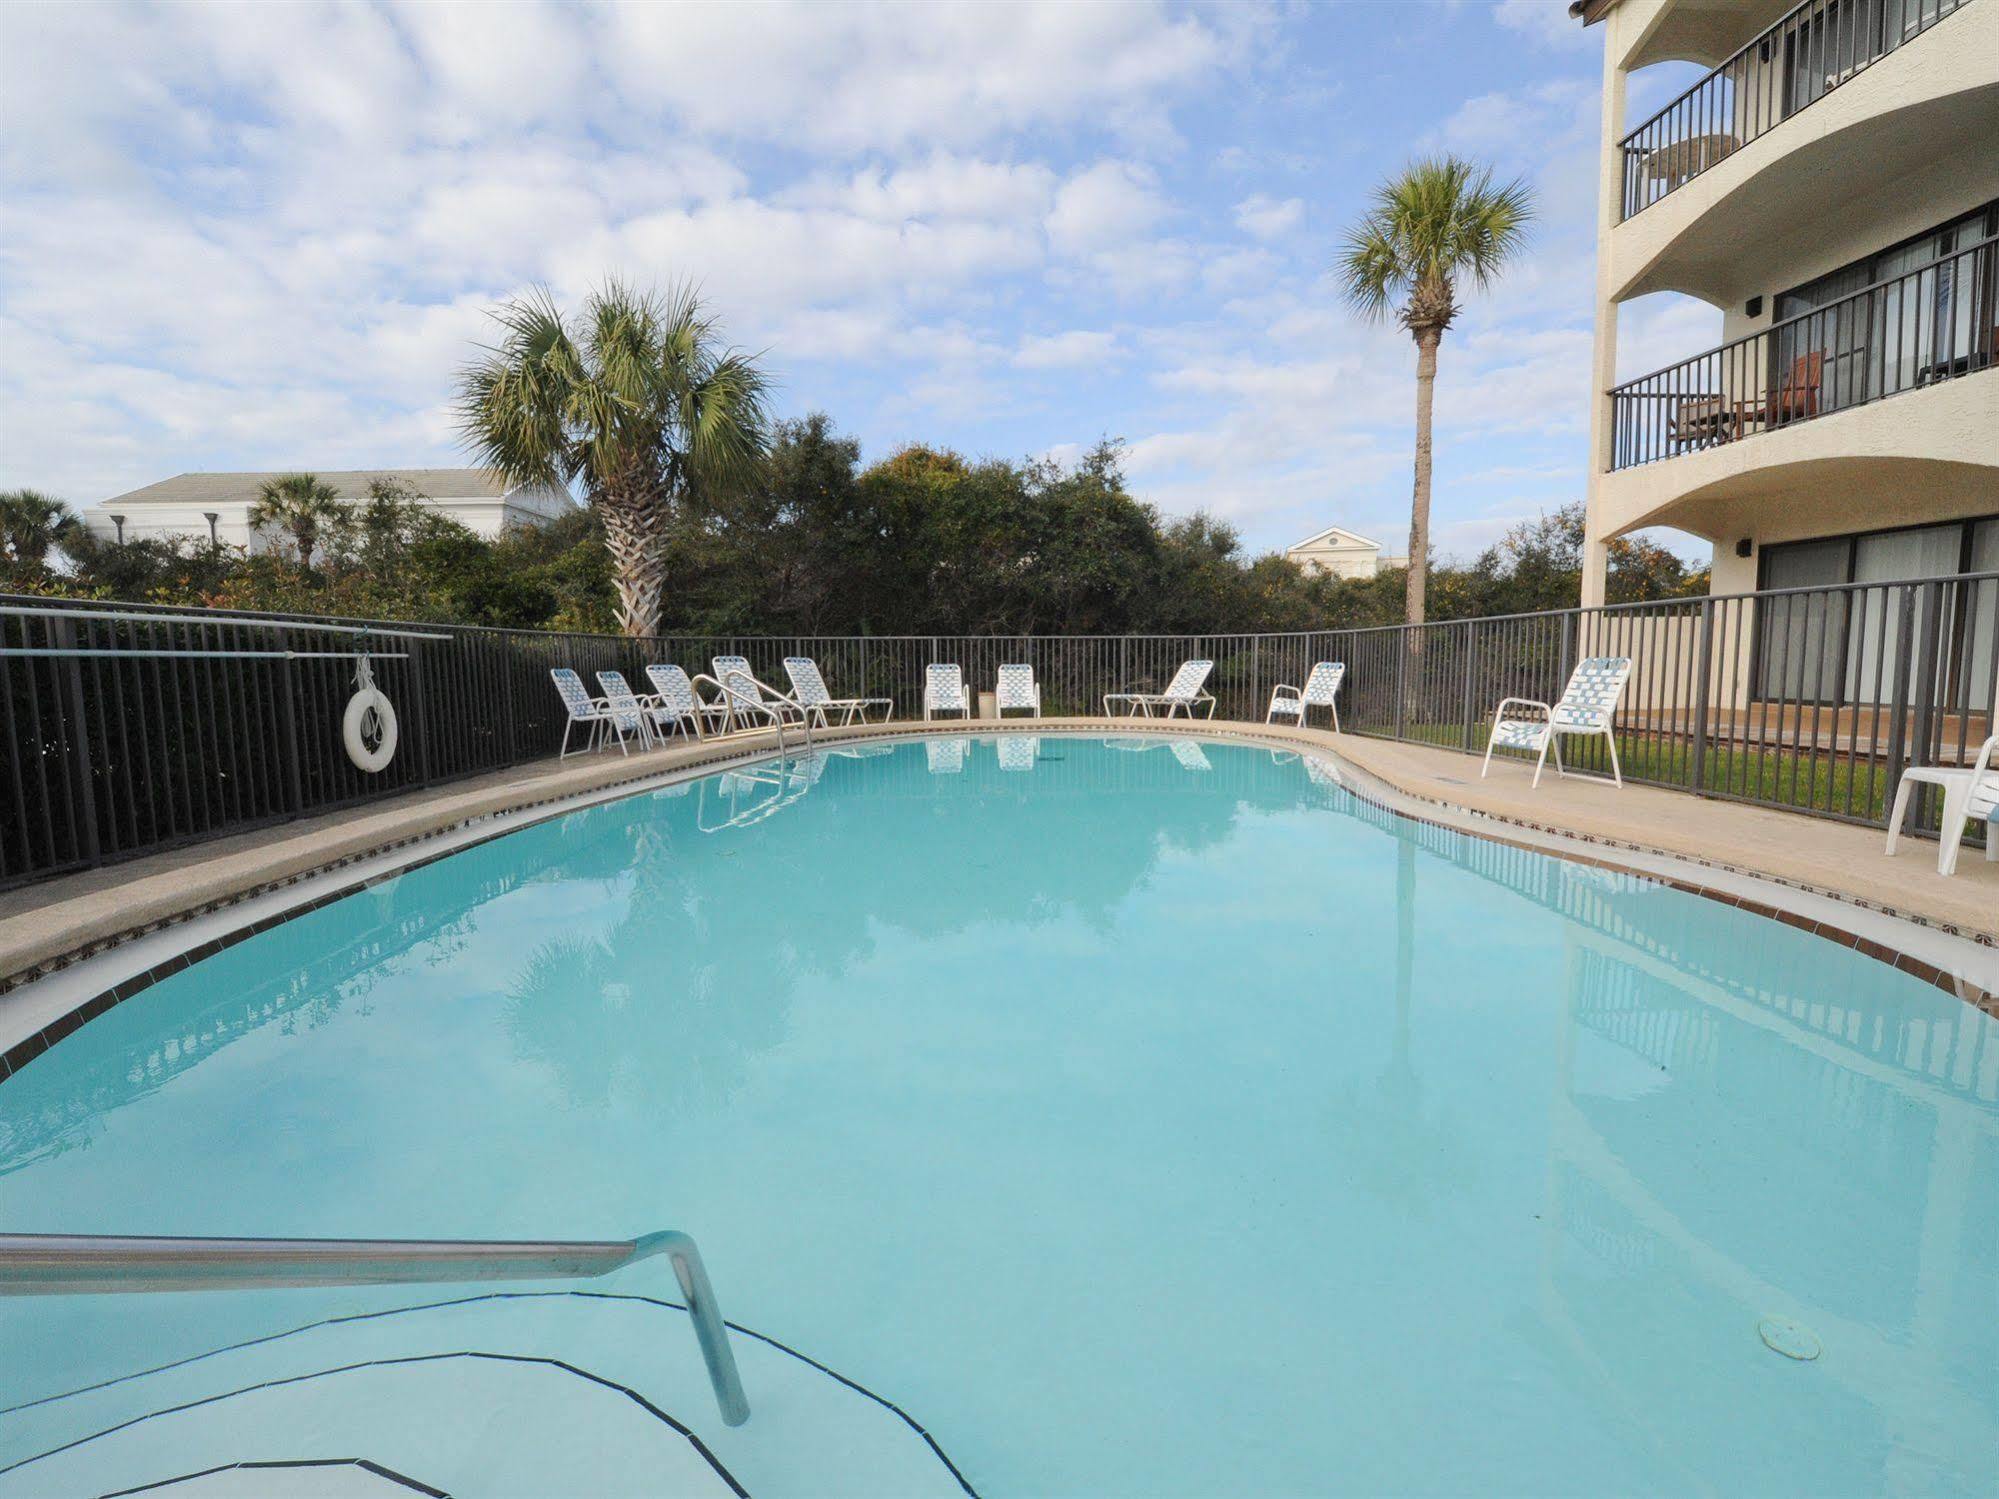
[
  {"left": 925, "top": 664, "right": 970, "bottom": 720},
  {"left": 1103, "top": 660, "right": 1215, "bottom": 719},
  {"left": 594, "top": 671, "right": 661, "bottom": 753},
  {"left": 995, "top": 664, "right": 1041, "bottom": 719},
  {"left": 1886, "top": 734, "right": 1999, "bottom": 877},
  {"left": 710, "top": 655, "right": 805, "bottom": 733},
  {"left": 644, "top": 663, "right": 731, "bottom": 740},
  {"left": 784, "top": 657, "right": 893, "bottom": 727},
  {"left": 550, "top": 668, "right": 645, "bottom": 758},
  {"left": 1267, "top": 662, "right": 1344, "bottom": 731},
  {"left": 1481, "top": 657, "right": 1633, "bottom": 789}
]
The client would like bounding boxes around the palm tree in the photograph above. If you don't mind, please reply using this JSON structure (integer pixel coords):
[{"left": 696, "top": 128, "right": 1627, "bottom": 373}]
[
  {"left": 457, "top": 282, "right": 770, "bottom": 638},
  {"left": 0, "top": 488, "right": 81, "bottom": 569},
  {"left": 1339, "top": 156, "right": 1534, "bottom": 626},
  {"left": 248, "top": 472, "right": 344, "bottom": 569}
]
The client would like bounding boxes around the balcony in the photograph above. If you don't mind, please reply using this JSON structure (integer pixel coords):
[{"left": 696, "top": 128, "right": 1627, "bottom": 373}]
[
  {"left": 1619, "top": 0, "right": 1974, "bottom": 222},
  {"left": 1609, "top": 233, "right": 1995, "bottom": 470}
]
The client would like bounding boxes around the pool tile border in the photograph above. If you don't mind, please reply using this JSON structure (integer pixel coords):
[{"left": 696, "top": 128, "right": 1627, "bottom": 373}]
[{"left": 2, "top": 722, "right": 1992, "bottom": 1081}]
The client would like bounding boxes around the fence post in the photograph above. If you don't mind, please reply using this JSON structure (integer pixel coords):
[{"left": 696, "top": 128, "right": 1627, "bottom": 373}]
[
  {"left": 1459, "top": 621, "right": 1476, "bottom": 751},
  {"left": 1689, "top": 598, "right": 1714, "bottom": 796},
  {"left": 1905, "top": 580, "right": 1947, "bottom": 825},
  {"left": 1881, "top": 587, "right": 1919, "bottom": 828},
  {"left": 51, "top": 619, "right": 101, "bottom": 866},
  {"left": 274, "top": 627, "right": 305, "bottom": 813},
  {"left": 1250, "top": 637, "right": 1259, "bottom": 723},
  {"left": 1393, "top": 628, "right": 1407, "bottom": 742},
  {"left": 407, "top": 638, "right": 434, "bottom": 785}
]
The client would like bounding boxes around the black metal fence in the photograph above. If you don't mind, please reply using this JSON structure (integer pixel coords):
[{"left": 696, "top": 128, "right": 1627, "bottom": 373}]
[
  {"left": 1610, "top": 235, "right": 1996, "bottom": 469},
  {"left": 3, "top": 573, "right": 1993, "bottom": 888},
  {"left": 1617, "top": 0, "right": 1970, "bottom": 221}
]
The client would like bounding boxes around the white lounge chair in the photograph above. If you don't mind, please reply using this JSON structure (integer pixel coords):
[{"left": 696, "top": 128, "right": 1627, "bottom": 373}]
[
  {"left": 783, "top": 657, "right": 893, "bottom": 727},
  {"left": 1103, "top": 659, "right": 1215, "bottom": 719},
  {"left": 997, "top": 735, "right": 1040, "bottom": 771},
  {"left": 644, "top": 663, "right": 731, "bottom": 740},
  {"left": 1267, "top": 662, "right": 1344, "bottom": 731},
  {"left": 594, "top": 670, "right": 663, "bottom": 753},
  {"left": 550, "top": 668, "right": 646, "bottom": 758},
  {"left": 1886, "top": 734, "right": 1999, "bottom": 877},
  {"left": 1481, "top": 656, "right": 1633, "bottom": 788},
  {"left": 995, "top": 664, "right": 1041, "bottom": 719},
  {"left": 925, "top": 663, "right": 971, "bottom": 720},
  {"left": 710, "top": 655, "right": 806, "bottom": 733}
]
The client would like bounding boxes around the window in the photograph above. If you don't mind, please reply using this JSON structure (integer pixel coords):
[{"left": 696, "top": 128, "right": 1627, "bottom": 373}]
[{"left": 1757, "top": 517, "right": 1999, "bottom": 711}]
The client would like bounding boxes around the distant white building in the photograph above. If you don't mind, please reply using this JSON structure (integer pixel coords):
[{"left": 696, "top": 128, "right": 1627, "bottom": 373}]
[
  {"left": 83, "top": 470, "right": 574, "bottom": 550},
  {"left": 1285, "top": 525, "right": 1406, "bottom": 580}
]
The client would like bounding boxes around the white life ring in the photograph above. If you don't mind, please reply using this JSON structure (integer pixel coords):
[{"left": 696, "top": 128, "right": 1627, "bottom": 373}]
[{"left": 343, "top": 685, "right": 399, "bottom": 773}]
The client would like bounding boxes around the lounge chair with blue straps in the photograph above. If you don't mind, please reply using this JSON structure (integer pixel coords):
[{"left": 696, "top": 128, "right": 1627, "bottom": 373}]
[{"left": 1480, "top": 657, "right": 1633, "bottom": 789}]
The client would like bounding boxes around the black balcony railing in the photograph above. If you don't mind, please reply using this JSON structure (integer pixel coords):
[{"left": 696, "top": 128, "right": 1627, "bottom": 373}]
[
  {"left": 1610, "top": 234, "right": 1996, "bottom": 470},
  {"left": 4, "top": 573, "right": 1993, "bottom": 891},
  {"left": 1618, "top": 0, "right": 1971, "bottom": 221}
]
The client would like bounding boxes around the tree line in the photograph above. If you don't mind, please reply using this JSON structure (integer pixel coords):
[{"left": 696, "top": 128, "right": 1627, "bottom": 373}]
[{"left": 0, "top": 429, "right": 1704, "bottom": 638}]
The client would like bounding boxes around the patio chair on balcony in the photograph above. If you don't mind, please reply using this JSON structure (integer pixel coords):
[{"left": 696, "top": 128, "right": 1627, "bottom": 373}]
[
  {"left": 784, "top": 656, "right": 893, "bottom": 727},
  {"left": 1266, "top": 661, "right": 1344, "bottom": 731},
  {"left": 1886, "top": 734, "right": 1999, "bottom": 878},
  {"left": 550, "top": 668, "right": 648, "bottom": 759},
  {"left": 1480, "top": 657, "right": 1633, "bottom": 789},
  {"left": 1103, "top": 659, "right": 1216, "bottom": 719},
  {"left": 995, "top": 663, "right": 1041, "bottom": 718},
  {"left": 924, "top": 663, "right": 971, "bottom": 720},
  {"left": 1761, "top": 350, "right": 1823, "bottom": 429},
  {"left": 642, "top": 663, "right": 729, "bottom": 742}
]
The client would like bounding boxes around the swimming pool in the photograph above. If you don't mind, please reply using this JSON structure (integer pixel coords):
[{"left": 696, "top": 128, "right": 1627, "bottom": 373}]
[{"left": 2, "top": 735, "right": 1994, "bottom": 1495}]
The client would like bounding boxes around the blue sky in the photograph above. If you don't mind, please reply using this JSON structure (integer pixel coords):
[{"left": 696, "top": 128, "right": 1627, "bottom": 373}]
[{"left": 0, "top": 0, "right": 1716, "bottom": 561}]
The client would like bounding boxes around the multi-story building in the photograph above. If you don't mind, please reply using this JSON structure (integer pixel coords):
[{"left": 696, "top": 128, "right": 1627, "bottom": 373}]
[
  {"left": 1575, "top": 0, "right": 1997, "bottom": 624},
  {"left": 1284, "top": 524, "right": 1408, "bottom": 579},
  {"left": 83, "top": 469, "right": 572, "bottom": 550}
]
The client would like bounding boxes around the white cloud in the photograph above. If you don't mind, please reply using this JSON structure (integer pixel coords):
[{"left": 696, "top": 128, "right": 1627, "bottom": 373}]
[
  {"left": 1493, "top": 0, "right": 1592, "bottom": 51},
  {"left": 1233, "top": 194, "right": 1303, "bottom": 239},
  {"left": 1046, "top": 160, "right": 1169, "bottom": 256},
  {"left": 1015, "top": 330, "right": 1121, "bottom": 369}
]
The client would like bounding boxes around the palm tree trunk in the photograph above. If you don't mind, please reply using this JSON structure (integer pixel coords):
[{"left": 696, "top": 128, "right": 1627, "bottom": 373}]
[
  {"left": 1405, "top": 326, "right": 1441, "bottom": 628},
  {"left": 599, "top": 490, "right": 667, "bottom": 638}
]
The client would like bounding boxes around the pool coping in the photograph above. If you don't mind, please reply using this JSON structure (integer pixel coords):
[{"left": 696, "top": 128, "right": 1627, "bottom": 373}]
[{"left": 2, "top": 719, "right": 1994, "bottom": 1077}]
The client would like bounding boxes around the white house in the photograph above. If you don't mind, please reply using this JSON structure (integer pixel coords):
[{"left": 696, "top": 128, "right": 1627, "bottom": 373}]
[
  {"left": 82, "top": 470, "right": 574, "bottom": 550},
  {"left": 1285, "top": 525, "right": 1406, "bottom": 580}
]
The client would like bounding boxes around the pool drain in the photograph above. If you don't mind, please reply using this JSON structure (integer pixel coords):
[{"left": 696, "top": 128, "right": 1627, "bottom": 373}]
[{"left": 1757, "top": 1317, "right": 1821, "bottom": 1361}]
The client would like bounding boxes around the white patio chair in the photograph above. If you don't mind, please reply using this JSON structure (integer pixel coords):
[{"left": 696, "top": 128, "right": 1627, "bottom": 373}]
[
  {"left": 1103, "top": 659, "right": 1216, "bottom": 719},
  {"left": 550, "top": 668, "right": 645, "bottom": 758},
  {"left": 925, "top": 663, "right": 971, "bottom": 720},
  {"left": 926, "top": 737, "right": 967, "bottom": 774},
  {"left": 644, "top": 663, "right": 731, "bottom": 740},
  {"left": 1267, "top": 661, "right": 1344, "bottom": 731},
  {"left": 594, "top": 670, "right": 663, "bottom": 753},
  {"left": 995, "top": 663, "right": 1041, "bottom": 719},
  {"left": 1480, "top": 656, "right": 1633, "bottom": 789},
  {"left": 784, "top": 657, "right": 893, "bottom": 727},
  {"left": 1886, "top": 734, "right": 1999, "bottom": 877},
  {"left": 997, "top": 735, "right": 1040, "bottom": 771},
  {"left": 710, "top": 655, "right": 806, "bottom": 733}
]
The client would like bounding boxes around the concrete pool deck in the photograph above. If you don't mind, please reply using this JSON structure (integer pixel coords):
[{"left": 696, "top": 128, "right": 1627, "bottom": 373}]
[{"left": 2, "top": 718, "right": 1994, "bottom": 1010}]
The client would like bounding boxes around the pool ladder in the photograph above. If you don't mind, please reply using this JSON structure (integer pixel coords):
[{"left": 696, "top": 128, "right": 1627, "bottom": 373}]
[{"left": 0, "top": 1227, "right": 749, "bottom": 1426}]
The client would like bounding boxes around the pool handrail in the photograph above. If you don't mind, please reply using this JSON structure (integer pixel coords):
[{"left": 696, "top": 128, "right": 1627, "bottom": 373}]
[
  {"left": 687, "top": 669, "right": 814, "bottom": 758},
  {"left": 0, "top": 1227, "right": 749, "bottom": 1427}
]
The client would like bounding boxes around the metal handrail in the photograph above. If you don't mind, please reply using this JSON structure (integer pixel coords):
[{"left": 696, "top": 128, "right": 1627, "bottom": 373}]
[
  {"left": 0, "top": 1228, "right": 749, "bottom": 1427},
  {"left": 0, "top": 603, "right": 454, "bottom": 641},
  {"left": 687, "top": 670, "right": 816, "bottom": 757}
]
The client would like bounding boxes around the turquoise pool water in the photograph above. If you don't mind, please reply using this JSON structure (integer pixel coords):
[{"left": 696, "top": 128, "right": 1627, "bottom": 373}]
[{"left": 2, "top": 736, "right": 1994, "bottom": 1496}]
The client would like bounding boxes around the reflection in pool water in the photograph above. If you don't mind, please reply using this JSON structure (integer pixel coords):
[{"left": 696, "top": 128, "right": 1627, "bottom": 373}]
[{"left": 1, "top": 737, "right": 1994, "bottom": 1496}]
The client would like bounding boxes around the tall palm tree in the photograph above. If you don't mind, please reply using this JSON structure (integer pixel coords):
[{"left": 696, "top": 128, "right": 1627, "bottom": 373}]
[
  {"left": 248, "top": 472, "right": 344, "bottom": 569},
  {"left": 457, "top": 282, "right": 770, "bottom": 638},
  {"left": 0, "top": 488, "right": 81, "bottom": 569},
  {"left": 1339, "top": 156, "right": 1534, "bottom": 626}
]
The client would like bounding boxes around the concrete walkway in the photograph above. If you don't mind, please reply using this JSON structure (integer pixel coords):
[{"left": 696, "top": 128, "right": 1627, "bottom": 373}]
[{"left": 3, "top": 718, "right": 1993, "bottom": 991}]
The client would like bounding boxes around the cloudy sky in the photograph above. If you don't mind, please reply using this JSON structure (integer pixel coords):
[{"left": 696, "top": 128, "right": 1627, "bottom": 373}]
[{"left": 0, "top": 0, "right": 1715, "bottom": 560}]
